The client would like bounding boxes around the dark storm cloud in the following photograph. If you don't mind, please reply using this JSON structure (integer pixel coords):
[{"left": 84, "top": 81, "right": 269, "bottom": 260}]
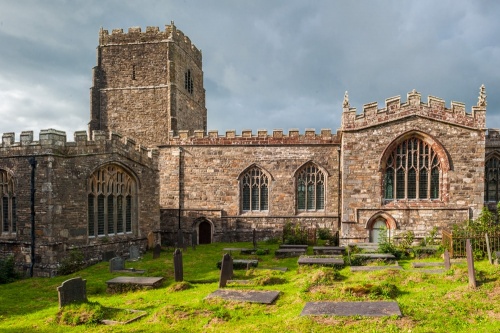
[{"left": 0, "top": 1, "right": 499, "bottom": 138}]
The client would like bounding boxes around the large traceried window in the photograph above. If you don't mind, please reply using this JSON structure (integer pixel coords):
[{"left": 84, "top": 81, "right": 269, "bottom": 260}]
[
  {"left": 0, "top": 170, "right": 16, "bottom": 235},
  {"left": 485, "top": 156, "right": 500, "bottom": 202},
  {"left": 241, "top": 166, "right": 269, "bottom": 212},
  {"left": 88, "top": 165, "right": 137, "bottom": 237},
  {"left": 297, "top": 163, "right": 325, "bottom": 211},
  {"left": 384, "top": 137, "right": 441, "bottom": 201}
]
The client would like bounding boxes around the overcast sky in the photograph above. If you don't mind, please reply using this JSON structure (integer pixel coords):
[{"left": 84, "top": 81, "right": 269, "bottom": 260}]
[{"left": 0, "top": 1, "right": 499, "bottom": 140}]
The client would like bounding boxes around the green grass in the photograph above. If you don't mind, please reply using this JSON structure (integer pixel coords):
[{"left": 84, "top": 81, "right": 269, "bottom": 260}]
[{"left": 1, "top": 242, "right": 500, "bottom": 332}]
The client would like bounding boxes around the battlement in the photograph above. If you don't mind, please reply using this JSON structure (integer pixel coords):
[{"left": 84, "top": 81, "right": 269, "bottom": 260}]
[
  {"left": 341, "top": 88, "right": 486, "bottom": 131},
  {"left": 164, "top": 128, "right": 339, "bottom": 145},
  {"left": 0, "top": 129, "right": 158, "bottom": 164},
  {"left": 98, "top": 22, "right": 202, "bottom": 65}
]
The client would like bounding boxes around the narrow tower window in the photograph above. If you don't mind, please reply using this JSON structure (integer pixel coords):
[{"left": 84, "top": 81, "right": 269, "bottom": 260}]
[{"left": 184, "top": 69, "right": 193, "bottom": 94}]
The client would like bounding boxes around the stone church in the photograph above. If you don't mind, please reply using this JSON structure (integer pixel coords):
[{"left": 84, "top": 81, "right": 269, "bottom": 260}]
[{"left": 0, "top": 23, "right": 497, "bottom": 276}]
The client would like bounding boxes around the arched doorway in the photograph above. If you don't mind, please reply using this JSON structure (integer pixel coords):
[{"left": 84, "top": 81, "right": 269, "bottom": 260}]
[
  {"left": 370, "top": 218, "right": 387, "bottom": 243},
  {"left": 198, "top": 221, "right": 212, "bottom": 244}
]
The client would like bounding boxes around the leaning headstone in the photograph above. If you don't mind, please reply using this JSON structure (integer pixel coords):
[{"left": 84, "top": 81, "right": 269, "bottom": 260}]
[
  {"left": 147, "top": 231, "right": 155, "bottom": 250},
  {"left": 109, "top": 257, "right": 125, "bottom": 272},
  {"left": 57, "top": 277, "right": 87, "bottom": 308},
  {"left": 444, "top": 249, "right": 451, "bottom": 270},
  {"left": 252, "top": 229, "right": 257, "bottom": 249},
  {"left": 153, "top": 244, "right": 161, "bottom": 259},
  {"left": 174, "top": 248, "right": 183, "bottom": 282},
  {"left": 466, "top": 239, "right": 477, "bottom": 289},
  {"left": 102, "top": 251, "right": 116, "bottom": 262},
  {"left": 191, "top": 230, "right": 197, "bottom": 250},
  {"left": 219, "top": 253, "right": 233, "bottom": 288},
  {"left": 129, "top": 245, "right": 140, "bottom": 261}
]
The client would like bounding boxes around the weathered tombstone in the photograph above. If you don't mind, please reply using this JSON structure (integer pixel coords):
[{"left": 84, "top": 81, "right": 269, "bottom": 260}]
[
  {"left": 153, "top": 244, "right": 161, "bottom": 259},
  {"left": 102, "top": 251, "right": 116, "bottom": 262},
  {"left": 129, "top": 245, "right": 140, "bottom": 260},
  {"left": 444, "top": 249, "right": 451, "bottom": 270},
  {"left": 191, "top": 230, "right": 197, "bottom": 250},
  {"left": 109, "top": 257, "right": 125, "bottom": 272},
  {"left": 485, "top": 233, "right": 492, "bottom": 265},
  {"left": 252, "top": 228, "right": 257, "bottom": 249},
  {"left": 147, "top": 231, "right": 155, "bottom": 250},
  {"left": 466, "top": 239, "right": 477, "bottom": 288},
  {"left": 173, "top": 248, "right": 183, "bottom": 282},
  {"left": 219, "top": 253, "right": 233, "bottom": 288},
  {"left": 57, "top": 277, "right": 87, "bottom": 308}
]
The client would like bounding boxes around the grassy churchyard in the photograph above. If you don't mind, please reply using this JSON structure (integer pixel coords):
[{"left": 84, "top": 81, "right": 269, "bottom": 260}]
[{"left": 1, "top": 241, "right": 500, "bottom": 332}]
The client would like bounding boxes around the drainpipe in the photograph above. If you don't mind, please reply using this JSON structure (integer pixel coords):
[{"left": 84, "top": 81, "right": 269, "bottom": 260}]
[
  {"left": 28, "top": 157, "right": 37, "bottom": 277},
  {"left": 178, "top": 147, "right": 182, "bottom": 230}
]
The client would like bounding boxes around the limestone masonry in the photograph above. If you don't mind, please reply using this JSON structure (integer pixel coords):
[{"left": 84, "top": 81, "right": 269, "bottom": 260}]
[{"left": 0, "top": 22, "right": 495, "bottom": 276}]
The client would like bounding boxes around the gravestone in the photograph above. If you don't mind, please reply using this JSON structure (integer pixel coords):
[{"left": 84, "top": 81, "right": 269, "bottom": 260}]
[
  {"left": 57, "top": 277, "right": 87, "bottom": 308},
  {"left": 219, "top": 253, "right": 233, "bottom": 288},
  {"left": 102, "top": 251, "right": 116, "bottom": 262},
  {"left": 153, "top": 244, "right": 161, "bottom": 259},
  {"left": 191, "top": 230, "right": 197, "bottom": 250},
  {"left": 147, "top": 231, "right": 155, "bottom": 250},
  {"left": 174, "top": 248, "right": 183, "bottom": 282},
  {"left": 252, "top": 229, "right": 257, "bottom": 249},
  {"left": 301, "top": 301, "right": 402, "bottom": 317},
  {"left": 466, "top": 239, "right": 477, "bottom": 288},
  {"left": 206, "top": 289, "right": 280, "bottom": 304},
  {"left": 444, "top": 249, "right": 451, "bottom": 270},
  {"left": 129, "top": 245, "right": 140, "bottom": 260},
  {"left": 109, "top": 257, "right": 125, "bottom": 272}
]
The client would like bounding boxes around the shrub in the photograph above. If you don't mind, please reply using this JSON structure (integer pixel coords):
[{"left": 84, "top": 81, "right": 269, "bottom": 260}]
[
  {"left": 0, "top": 256, "right": 18, "bottom": 284},
  {"left": 58, "top": 250, "right": 85, "bottom": 275},
  {"left": 283, "top": 221, "right": 308, "bottom": 245}
]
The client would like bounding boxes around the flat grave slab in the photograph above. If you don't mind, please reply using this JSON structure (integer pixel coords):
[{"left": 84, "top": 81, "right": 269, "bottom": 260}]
[
  {"left": 412, "top": 262, "right": 444, "bottom": 268},
  {"left": 301, "top": 301, "right": 402, "bottom": 317},
  {"left": 223, "top": 247, "right": 251, "bottom": 253},
  {"left": 353, "top": 253, "right": 396, "bottom": 259},
  {"left": 206, "top": 289, "right": 280, "bottom": 304},
  {"left": 413, "top": 269, "right": 446, "bottom": 274},
  {"left": 351, "top": 265, "right": 402, "bottom": 272},
  {"left": 279, "top": 244, "right": 308, "bottom": 249},
  {"left": 298, "top": 256, "right": 344, "bottom": 266},
  {"left": 313, "top": 246, "right": 346, "bottom": 255},
  {"left": 217, "top": 259, "right": 258, "bottom": 270},
  {"left": 106, "top": 276, "right": 164, "bottom": 292},
  {"left": 275, "top": 248, "right": 306, "bottom": 258}
]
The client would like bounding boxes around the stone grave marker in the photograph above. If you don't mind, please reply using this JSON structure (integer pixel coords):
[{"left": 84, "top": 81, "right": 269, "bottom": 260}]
[
  {"left": 147, "top": 231, "right": 155, "bottom": 250},
  {"left": 485, "top": 233, "right": 492, "bottom": 264},
  {"left": 301, "top": 301, "right": 402, "bottom": 317},
  {"left": 191, "top": 230, "right": 197, "bottom": 250},
  {"left": 57, "top": 277, "right": 87, "bottom": 308},
  {"left": 102, "top": 251, "right": 116, "bottom": 262},
  {"left": 219, "top": 253, "right": 233, "bottom": 288},
  {"left": 206, "top": 289, "right": 280, "bottom": 304},
  {"left": 129, "top": 245, "right": 140, "bottom": 261},
  {"left": 252, "top": 228, "right": 257, "bottom": 249},
  {"left": 153, "top": 244, "right": 161, "bottom": 259},
  {"left": 174, "top": 248, "right": 183, "bottom": 282},
  {"left": 466, "top": 239, "right": 477, "bottom": 288},
  {"left": 109, "top": 257, "right": 125, "bottom": 272},
  {"left": 444, "top": 249, "right": 451, "bottom": 270}
]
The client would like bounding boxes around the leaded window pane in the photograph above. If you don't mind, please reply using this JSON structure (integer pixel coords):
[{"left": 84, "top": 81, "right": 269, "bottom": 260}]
[
  {"left": 419, "top": 169, "right": 428, "bottom": 199},
  {"left": 296, "top": 163, "right": 325, "bottom": 211},
  {"left": 107, "top": 196, "right": 114, "bottom": 234},
  {"left": 408, "top": 169, "right": 416, "bottom": 199},
  {"left": 297, "top": 181, "right": 306, "bottom": 210},
  {"left": 11, "top": 197, "right": 16, "bottom": 232},
  {"left": 117, "top": 195, "right": 123, "bottom": 233},
  {"left": 240, "top": 167, "right": 268, "bottom": 212},
  {"left": 2, "top": 197, "right": 7, "bottom": 232},
  {"left": 486, "top": 157, "right": 500, "bottom": 202},
  {"left": 260, "top": 185, "right": 268, "bottom": 210},
  {"left": 252, "top": 185, "right": 259, "bottom": 210},
  {"left": 242, "top": 185, "right": 250, "bottom": 211},
  {"left": 97, "top": 194, "right": 105, "bottom": 235},
  {"left": 384, "top": 168, "right": 394, "bottom": 199},
  {"left": 88, "top": 194, "right": 94, "bottom": 236},
  {"left": 126, "top": 195, "right": 132, "bottom": 232}
]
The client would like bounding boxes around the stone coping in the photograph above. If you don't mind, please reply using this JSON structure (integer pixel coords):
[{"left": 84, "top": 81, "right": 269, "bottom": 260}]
[{"left": 301, "top": 301, "right": 402, "bottom": 317}]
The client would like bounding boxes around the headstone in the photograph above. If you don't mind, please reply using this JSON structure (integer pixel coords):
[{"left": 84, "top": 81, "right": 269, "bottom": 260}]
[
  {"left": 252, "top": 228, "right": 257, "bottom": 249},
  {"left": 219, "top": 253, "right": 233, "bottom": 288},
  {"left": 444, "top": 249, "right": 451, "bottom": 270},
  {"left": 129, "top": 245, "right": 140, "bottom": 260},
  {"left": 57, "top": 277, "right": 87, "bottom": 308},
  {"left": 191, "top": 230, "right": 197, "bottom": 250},
  {"left": 173, "top": 248, "right": 183, "bottom": 282},
  {"left": 485, "top": 233, "right": 492, "bottom": 265},
  {"left": 147, "top": 232, "right": 155, "bottom": 250},
  {"left": 102, "top": 251, "right": 116, "bottom": 262},
  {"left": 466, "top": 239, "right": 477, "bottom": 288},
  {"left": 152, "top": 244, "right": 161, "bottom": 259},
  {"left": 109, "top": 257, "right": 125, "bottom": 272}
]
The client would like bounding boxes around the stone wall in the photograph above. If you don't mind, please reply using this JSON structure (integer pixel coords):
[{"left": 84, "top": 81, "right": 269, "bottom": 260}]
[
  {"left": 0, "top": 129, "right": 159, "bottom": 276},
  {"left": 158, "top": 129, "right": 341, "bottom": 242}
]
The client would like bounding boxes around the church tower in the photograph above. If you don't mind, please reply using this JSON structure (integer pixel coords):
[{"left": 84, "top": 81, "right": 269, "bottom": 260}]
[{"left": 89, "top": 22, "right": 207, "bottom": 147}]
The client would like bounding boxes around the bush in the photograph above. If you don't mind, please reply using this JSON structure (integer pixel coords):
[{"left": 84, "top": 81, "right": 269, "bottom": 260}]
[
  {"left": 58, "top": 250, "right": 85, "bottom": 275},
  {"left": 0, "top": 256, "right": 18, "bottom": 284},
  {"left": 283, "top": 221, "right": 308, "bottom": 245}
]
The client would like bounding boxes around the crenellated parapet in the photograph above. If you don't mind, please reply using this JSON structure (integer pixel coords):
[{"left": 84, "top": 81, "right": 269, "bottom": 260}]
[
  {"left": 0, "top": 129, "right": 158, "bottom": 166},
  {"left": 341, "top": 88, "right": 486, "bottom": 131},
  {"left": 164, "top": 128, "right": 340, "bottom": 145},
  {"left": 98, "top": 21, "right": 202, "bottom": 67}
]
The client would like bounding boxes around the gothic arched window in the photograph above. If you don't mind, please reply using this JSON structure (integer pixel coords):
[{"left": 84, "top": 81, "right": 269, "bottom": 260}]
[
  {"left": 241, "top": 167, "right": 269, "bottom": 212},
  {"left": 0, "top": 170, "right": 16, "bottom": 234},
  {"left": 384, "top": 137, "right": 441, "bottom": 201},
  {"left": 88, "top": 165, "right": 137, "bottom": 237},
  {"left": 485, "top": 156, "right": 500, "bottom": 202},
  {"left": 296, "top": 163, "right": 325, "bottom": 211}
]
